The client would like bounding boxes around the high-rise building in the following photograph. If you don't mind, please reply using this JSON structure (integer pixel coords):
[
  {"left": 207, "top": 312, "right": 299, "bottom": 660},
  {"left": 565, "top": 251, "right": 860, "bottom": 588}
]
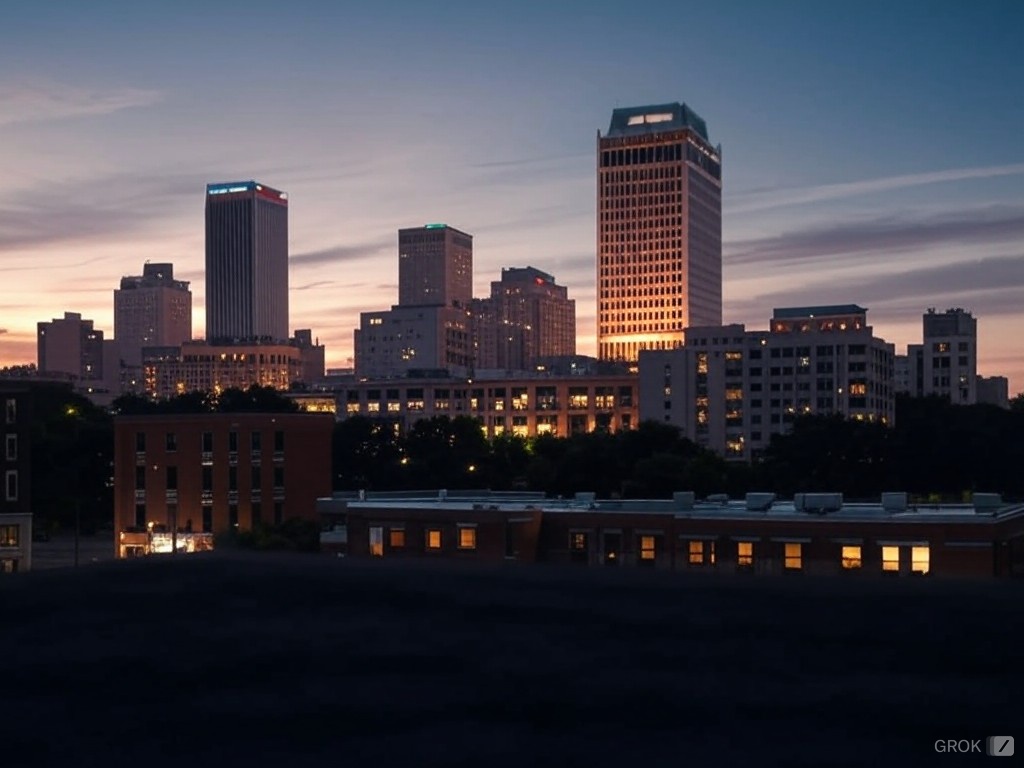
[
  {"left": 597, "top": 102, "right": 722, "bottom": 362},
  {"left": 472, "top": 267, "right": 576, "bottom": 371},
  {"left": 114, "top": 262, "right": 192, "bottom": 367},
  {"left": 398, "top": 224, "right": 472, "bottom": 308},
  {"left": 354, "top": 224, "right": 474, "bottom": 379},
  {"left": 903, "top": 308, "right": 978, "bottom": 404},
  {"left": 639, "top": 305, "right": 895, "bottom": 460},
  {"left": 37, "top": 312, "right": 105, "bottom": 383},
  {"left": 205, "top": 181, "right": 289, "bottom": 343}
]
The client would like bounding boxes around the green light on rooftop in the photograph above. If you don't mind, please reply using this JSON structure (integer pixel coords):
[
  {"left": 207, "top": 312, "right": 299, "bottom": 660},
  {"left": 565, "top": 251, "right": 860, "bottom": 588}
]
[{"left": 424, "top": 223, "right": 446, "bottom": 229}]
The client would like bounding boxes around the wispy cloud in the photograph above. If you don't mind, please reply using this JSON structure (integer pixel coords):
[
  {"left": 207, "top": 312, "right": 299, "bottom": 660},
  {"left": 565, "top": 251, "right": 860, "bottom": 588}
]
[
  {"left": 729, "top": 162, "right": 1024, "bottom": 214},
  {"left": 725, "top": 205, "right": 1024, "bottom": 266},
  {"left": 293, "top": 280, "right": 337, "bottom": 291},
  {"left": 0, "top": 79, "right": 161, "bottom": 127},
  {"left": 290, "top": 237, "right": 393, "bottom": 268}
]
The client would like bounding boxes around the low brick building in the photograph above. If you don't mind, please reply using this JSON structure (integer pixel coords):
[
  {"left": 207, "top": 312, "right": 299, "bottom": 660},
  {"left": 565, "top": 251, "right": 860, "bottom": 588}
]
[{"left": 320, "top": 491, "right": 1024, "bottom": 579}]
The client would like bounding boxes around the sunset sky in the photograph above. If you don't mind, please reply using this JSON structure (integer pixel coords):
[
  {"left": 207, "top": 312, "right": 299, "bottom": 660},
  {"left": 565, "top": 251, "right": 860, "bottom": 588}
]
[{"left": 2, "top": 1, "right": 1022, "bottom": 392}]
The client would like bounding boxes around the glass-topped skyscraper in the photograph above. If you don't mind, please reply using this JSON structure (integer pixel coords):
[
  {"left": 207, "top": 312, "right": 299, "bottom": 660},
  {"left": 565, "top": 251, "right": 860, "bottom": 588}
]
[
  {"left": 597, "top": 103, "right": 722, "bottom": 361},
  {"left": 205, "top": 181, "right": 289, "bottom": 343}
]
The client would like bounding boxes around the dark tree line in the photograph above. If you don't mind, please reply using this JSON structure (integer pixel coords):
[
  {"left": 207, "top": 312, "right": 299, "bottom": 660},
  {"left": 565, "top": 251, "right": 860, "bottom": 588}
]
[{"left": 24, "top": 386, "right": 1024, "bottom": 534}]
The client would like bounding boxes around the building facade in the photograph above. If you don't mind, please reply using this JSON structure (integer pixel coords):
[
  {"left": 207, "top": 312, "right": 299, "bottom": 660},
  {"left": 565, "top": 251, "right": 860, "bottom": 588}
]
[
  {"left": 332, "top": 372, "right": 638, "bottom": 439},
  {"left": 355, "top": 306, "right": 473, "bottom": 380},
  {"left": 321, "top": 490, "right": 1024, "bottom": 579},
  {"left": 977, "top": 376, "right": 1010, "bottom": 409},
  {"left": 597, "top": 102, "right": 722, "bottom": 362},
  {"left": 0, "top": 384, "right": 32, "bottom": 573},
  {"left": 904, "top": 308, "right": 978, "bottom": 404},
  {"left": 638, "top": 306, "right": 895, "bottom": 460},
  {"left": 205, "top": 181, "right": 289, "bottom": 343},
  {"left": 472, "top": 267, "right": 576, "bottom": 372},
  {"left": 113, "top": 412, "right": 333, "bottom": 557},
  {"left": 143, "top": 340, "right": 312, "bottom": 398},
  {"left": 37, "top": 312, "right": 106, "bottom": 384},
  {"left": 398, "top": 224, "right": 472, "bottom": 309},
  {"left": 114, "top": 263, "right": 192, "bottom": 368}
]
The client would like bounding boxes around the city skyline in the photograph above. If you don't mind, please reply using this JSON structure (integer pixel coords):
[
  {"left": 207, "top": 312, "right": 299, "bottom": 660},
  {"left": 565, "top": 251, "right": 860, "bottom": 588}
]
[{"left": 1, "top": 2, "right": 1022, "bottom": 391}]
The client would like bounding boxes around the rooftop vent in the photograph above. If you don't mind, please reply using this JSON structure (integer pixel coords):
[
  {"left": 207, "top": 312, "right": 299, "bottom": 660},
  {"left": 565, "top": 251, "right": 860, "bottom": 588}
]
[
  {"left": 881, "top": 492, "right": 907, "bottom": 512},
  {"left": 973, "top": 493, "right": 1003, "bottom": 514},
  {"left": 745, "top": 493, "right": 776, "bottom": 512},
  {"left": 575, "top": 492, "right": 596, "bottom": 504},
  {"left": 673, "top": 491, "right": 695, "bottom": 511},
  {"left": 706, "top": 493, "right": 729, "bottom": 505},
  {"left": 438, "top": 489, "right": 447, "bottom": 501},
  {"left": 795, "top": 492, "right": 843, "bottom": 514}
]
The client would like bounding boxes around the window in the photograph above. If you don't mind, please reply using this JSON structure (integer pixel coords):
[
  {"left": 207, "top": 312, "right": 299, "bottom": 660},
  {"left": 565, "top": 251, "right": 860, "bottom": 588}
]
[
  {"left": 228, "top": 431, "right": 238, "bottom": 453},
  {"left": 688, "top": 540, "right": 715, "bottom": 565},
  {"left": 251, "top": 431, "right": 262, "bottom": 452},
  {"left": 737, "top": 541, "right": 754, "bottom": 569},
  {"left": 639, "top": 535, "right": 656, "bottom": 563},
  {"left": 881, "top": 546, "right": 900, "bottom": 573},
  {"left": 426, "top": 529, "right": 442, "bottom": 550},
  {"left": 274, "top": 501, "right": 283, "bottom": 525},
  {"left": 166, "top": 432, "right": 177, "bottom": 452},
  {"left": 166, "top": 466, "right": 177, "bottom": 491},
  {"left": 5, "top": 434, "right": 15, "bottom": 461},
  {"left": 274, "top": 430, "right": 284, "bottom": 452},
  {"left": 273, "top": 467, "right": 284, "bottom": 488},
  {"left": 201, "top": 466, "right": 213, "bottom": 491},
  {"left": 4, "top": 399, "right": 15, "bottom": 424},
  {"left": 135, "top": 432, "right": 146, "bottom": 452},
  {"left": 389, "top": 528, "right": 405, "bottom": 548},
  {"left": 202, "top": 505, "right": 213, "bottom": 533},
  {"left": 202, "top": 432, "right": 213, "bottom": 453},
  {"left": 135, "top": 504, "right": 146, "bottom": 528},
  {"left": 0, "top": 524, "right": 18, "bottom": 546},
  {"left": 783, "top": 543, "right": 802, "bottom": 571},
  {"left": 458, "top": 526, "right": 477, "bottom": 550},
  {"left": 841, "top": 546, "right": 862, "bottom": 569},
  {"left": 369, "top": 526, "right": 383, "bottom": 557},
  {"left": 251, "top": 502, "right": 261, "bottom": 526},
  {"left": 135, "top": 465, "right": 146, "bottom": 490},
  {"left": 911, "top": 546, "right": 929, "bottom": 575},
  {"left": 251, "top": 466, "right": 261, "bottom": 490},
  {"left": 228, "top": 467, "right": 238, "bottom": 492},
  {"left": 229, "top": 504, "right": 238, "bottom": 528}
]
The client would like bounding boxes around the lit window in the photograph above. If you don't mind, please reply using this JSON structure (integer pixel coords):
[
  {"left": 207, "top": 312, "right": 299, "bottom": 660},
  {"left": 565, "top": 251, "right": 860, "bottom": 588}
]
[
  {"left": 911, "top": 546, "right": 929, "bottom": 575},
  {"left": 784, "top": 543, "right": 802, "bottom": 571},
  {"left": 369, "top": 526, "right": 383, "bottom": 557},
  {"left": 570, "top": 532, "right": 588, "bottom": 551},
  {"left": 841, "top": 546, "right": 862, "bottom": 569},
  {"left": 737, "top": 541, "right": 754, "bottom": 568},
  {"left": 639, "top": 535, "right": 656, "bottom": 561},
  {"left": 458, "top": 527, "right": 476, "bottom": 550},
  {"left": 882, "top": 546, "right": 900, "bottom": 573},
  {"left": 389, "top": 528, "right": 405, "bottom": 548},
  {"left": 688, "top": 540, "right": 715, "bottom": 566},
  {"left": 427, "top": 529, "right": 442, "bottom": 550},
  {"left": 0, "top": 524, "right": 18, "bottom": 547}
]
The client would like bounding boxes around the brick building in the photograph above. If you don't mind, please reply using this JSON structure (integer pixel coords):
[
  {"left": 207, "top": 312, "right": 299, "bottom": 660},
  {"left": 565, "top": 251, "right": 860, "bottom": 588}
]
[
  {"left": 114, "top": 411, "right": 333, "bottom": 557},
  {"left": 321, "top": 491, "right": 1024, "bottom": 579},
  {"left": 0, "top": 383, "right": 33, "bottom": 572}
]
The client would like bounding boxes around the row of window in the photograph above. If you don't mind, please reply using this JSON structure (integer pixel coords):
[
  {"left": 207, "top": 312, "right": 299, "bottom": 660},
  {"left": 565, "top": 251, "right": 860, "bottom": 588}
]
[
  {"left": 136, "top": 430, "right": 285, "bottom": 454},
  {"left": 369, "top": 524, "right": 477, "bottom": 556},
  {"left": 135, "top": 464, "right": 285, "bottom": 491}
]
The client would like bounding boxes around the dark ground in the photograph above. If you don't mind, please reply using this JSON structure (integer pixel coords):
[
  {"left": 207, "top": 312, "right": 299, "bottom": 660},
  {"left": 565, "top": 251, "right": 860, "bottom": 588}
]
[{"left": 0, "top": 554, "right": 1020, "bottom": 768}]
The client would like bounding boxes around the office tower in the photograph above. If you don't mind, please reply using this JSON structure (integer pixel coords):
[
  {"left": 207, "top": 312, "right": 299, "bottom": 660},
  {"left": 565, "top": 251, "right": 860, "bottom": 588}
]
[
  {"left": 205, "top": 181, "right": 289, "bottom": 343},
  {"left": 473, "top": 267, "right": 576, "bottom": 371},
  {"left": 597, "top": 102, "right": 722, "bottom": 362},
  {"left": 114, "top": 262, "right": 192, "bottom": 367},
  {"left": 354, "top": 224, "right": 474, "bottom": 379},
  {"left": 37, "top": 312, "right": 105, "bottom": 382},
  {"left": 920, "top": 308, "right": 977, "bottom": 404},
  {"left": 398, "top": 224, "right": 472, "bottom": 308}
]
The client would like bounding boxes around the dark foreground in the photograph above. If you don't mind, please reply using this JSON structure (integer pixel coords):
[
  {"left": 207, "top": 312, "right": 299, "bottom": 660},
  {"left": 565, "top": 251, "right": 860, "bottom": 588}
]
[{"left": 1, "top": 555, "right": 1020, "bottom": 767}]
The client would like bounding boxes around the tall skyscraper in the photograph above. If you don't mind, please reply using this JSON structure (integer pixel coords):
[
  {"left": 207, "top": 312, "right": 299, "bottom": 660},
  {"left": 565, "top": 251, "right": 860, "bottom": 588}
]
[
  {"left": 398, "top": 224, "right": 472, "bottom": 308},
  {"left": 114, "top": 262, "right": 192, "bottom": 367},
  {"left": 205, "top": 181, "right": 289, "bottom": 343},
  {"left": 354, "top": 224, "right": 474, "bottom": 378},
  {"left": 597, "top": 102, "right": 722, "bottom": 362},
  {"left": 472, "top": 267, "right": 576, "bottom": 371}
]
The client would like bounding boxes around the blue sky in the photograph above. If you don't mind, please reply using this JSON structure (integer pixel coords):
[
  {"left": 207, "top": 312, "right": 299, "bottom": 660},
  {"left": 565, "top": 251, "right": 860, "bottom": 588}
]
[{"left": 1, "top": 1, "right": 1022, "bottom": 390}]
